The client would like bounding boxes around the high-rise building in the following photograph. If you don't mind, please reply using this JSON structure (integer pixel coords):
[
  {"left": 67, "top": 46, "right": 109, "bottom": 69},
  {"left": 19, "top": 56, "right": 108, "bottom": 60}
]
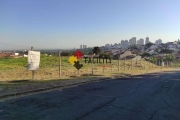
[
  {"left": 80, "top": 45, "right": 83, "bottom": 49},
  {"left": 137, "top": 38, "right": 144, "bottom": 45},
  {"left": 129, "top": 37, "right": 136, "bottom": 45},
  {"left": 83, "top": 45, "right": 87, "bottom": 49},
  {"left": 145, "top": 37, "right": 149, "bottom": 45},
  {"left": 155, "top": 39, "right": 162, "bottom": 45},
  {"left": 121, "top": 40, "right": 125, "bottom": 44},
  {"left": 121, "top": 40, "right": 129, "bottom": 49},
  {"left": 124, "top": 40, "right": 129, "bottom": 44}
]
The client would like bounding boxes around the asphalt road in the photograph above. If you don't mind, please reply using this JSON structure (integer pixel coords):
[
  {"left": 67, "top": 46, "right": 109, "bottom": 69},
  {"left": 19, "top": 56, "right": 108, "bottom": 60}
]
[{"left": 0, "top": 70, "right": 180, "bottom": 120}]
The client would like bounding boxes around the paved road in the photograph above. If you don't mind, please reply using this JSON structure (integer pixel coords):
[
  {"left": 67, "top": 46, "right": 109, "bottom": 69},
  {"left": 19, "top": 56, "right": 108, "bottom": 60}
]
[{"left": 0, "top": 70, "right": 180, "bottom": 120}]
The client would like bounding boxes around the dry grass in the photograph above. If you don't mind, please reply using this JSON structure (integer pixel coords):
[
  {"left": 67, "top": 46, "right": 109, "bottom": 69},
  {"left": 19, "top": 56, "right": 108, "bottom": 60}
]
[{"left": 0, "top": 56, "right": 174, "bottom": 81}]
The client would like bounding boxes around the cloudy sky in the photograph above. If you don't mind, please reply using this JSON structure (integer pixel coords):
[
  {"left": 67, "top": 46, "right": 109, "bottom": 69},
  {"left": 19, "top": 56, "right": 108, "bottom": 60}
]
[{"left": 1, "top": 0, "right": 180, "bottom": 49}]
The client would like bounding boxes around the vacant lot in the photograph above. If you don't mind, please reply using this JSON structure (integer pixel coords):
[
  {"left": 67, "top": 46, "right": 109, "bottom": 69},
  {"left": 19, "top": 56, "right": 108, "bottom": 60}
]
[{"left": 0, "top": 55, "right": 173, "bottom": 81}]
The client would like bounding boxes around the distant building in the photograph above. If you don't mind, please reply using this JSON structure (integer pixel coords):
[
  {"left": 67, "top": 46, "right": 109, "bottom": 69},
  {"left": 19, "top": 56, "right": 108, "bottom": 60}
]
[
  {"left": 83, "top": 45, "right": 87, "bottom": 49},
  {"left": 120, "top": 44, "right": 129, "bottom": 49},
  {"left": 155, "top": 39, "right": 162, "bottom": 45},
  {"left": 80, "top": 45, "right": 83, "bottom": 49},
  {"left": 114, "top": 43, "right": 119, "bottom": 48},
  {"left": 80, "top": 44, "right": 87, "bottom": 49},
  {"left": 137, "top": 38, "right": 144, "bottom": 45},
  {"left": 124, "top": 40, "right": 129, "bottom": 44},
  {"left": 129, "top": 37, "right": 136, "bottom": 45},
  {"left": 120, "top": 39, "right": 129, "bottom": 49},
  {"left": 105, "top": 44, "right": 111, "bottom": 49},
  {"left": 121, "top": 40, "right": 125, "bottom": 44},
  {"left": 145, "top": 37, "right": 149, "bottom": 45}
]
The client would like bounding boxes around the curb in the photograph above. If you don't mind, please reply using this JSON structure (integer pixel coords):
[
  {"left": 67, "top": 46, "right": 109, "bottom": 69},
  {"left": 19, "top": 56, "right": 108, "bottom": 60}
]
[
  {"left": 0, "top": 69, "right": 176, "bottom": 101},
  {"left": 0, "top": 77, "right": 113, "bottom": 101}
]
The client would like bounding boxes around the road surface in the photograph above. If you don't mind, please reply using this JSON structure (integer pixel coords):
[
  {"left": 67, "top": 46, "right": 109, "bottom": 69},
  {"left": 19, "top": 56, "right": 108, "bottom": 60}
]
[{"left": 0, "top": 70, "right": 180, "bottom": 120}]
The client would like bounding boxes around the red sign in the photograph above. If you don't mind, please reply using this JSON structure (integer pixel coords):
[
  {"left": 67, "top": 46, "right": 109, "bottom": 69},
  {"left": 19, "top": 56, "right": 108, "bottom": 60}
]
[{"left": 74, "top": 50, "right": 83, "bottom": 60}]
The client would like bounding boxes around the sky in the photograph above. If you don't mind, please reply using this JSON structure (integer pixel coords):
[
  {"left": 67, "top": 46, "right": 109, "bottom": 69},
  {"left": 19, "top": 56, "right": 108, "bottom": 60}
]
[{"left": 0, "top": 0, "right": 180, "bottom": 49}]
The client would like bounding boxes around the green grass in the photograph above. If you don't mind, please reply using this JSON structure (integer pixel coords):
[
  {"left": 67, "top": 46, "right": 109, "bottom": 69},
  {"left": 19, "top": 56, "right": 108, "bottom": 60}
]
[{"left": 0, "top": 55, "right": 172, "bottom": 80}]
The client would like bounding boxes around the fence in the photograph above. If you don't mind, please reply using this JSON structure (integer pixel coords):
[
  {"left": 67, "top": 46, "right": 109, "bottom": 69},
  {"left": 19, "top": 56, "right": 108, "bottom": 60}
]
[{"left": 0, "top": 52, "right": 173, "bottom": 81}]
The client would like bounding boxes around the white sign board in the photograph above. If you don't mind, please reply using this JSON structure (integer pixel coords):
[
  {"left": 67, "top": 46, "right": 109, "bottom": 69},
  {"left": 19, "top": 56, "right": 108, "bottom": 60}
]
[{"left": 27, "top": 51, "right": 40, "bottom": 70}]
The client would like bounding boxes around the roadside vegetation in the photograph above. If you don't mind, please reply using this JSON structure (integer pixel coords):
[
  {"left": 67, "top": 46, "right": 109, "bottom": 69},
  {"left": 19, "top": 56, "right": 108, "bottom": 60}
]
[{"left": 0, "top": 54, "right": 174, "bottom": 81}]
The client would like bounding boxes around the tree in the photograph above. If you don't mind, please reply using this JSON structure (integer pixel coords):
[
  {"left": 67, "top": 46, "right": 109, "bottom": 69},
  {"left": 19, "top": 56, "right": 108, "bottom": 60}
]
[
  {"left": 160, "top": 49, "right": 173, "bottom": 54},
  {"left": 141, "top": 53, "right": 150, "bottom": 58},
  {"left": 145, "top": 43, "right": 153, "bottom": 48},
  {"left": 92, "top": 46, "right": 101, "bottom": 55},
  {"left": 165, "top": 54, "right": 176, "bottom": 62}
]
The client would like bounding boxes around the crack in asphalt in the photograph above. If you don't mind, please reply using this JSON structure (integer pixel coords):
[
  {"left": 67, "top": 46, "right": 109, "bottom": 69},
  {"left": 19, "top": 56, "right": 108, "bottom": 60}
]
[
  {"left": 148, "top": 91, "right": 180, "bottom": 120},
  {"left": 162, "top": 97, "right": 180, "bottom": 110},
  {"left": 148, "top": 110, "right": 158, "bottom": 120},
  {"left": 110, "top": 105, "right": 144, "bottom": 113},
  {"left": 84, "top": 94, "right": 116, "bottom": 98},
  {"left": 76, "top": 97, "right": 117, "bottom": 120},
  {"left": 75, "top": 81, "right": 151, "bottom": 120}
]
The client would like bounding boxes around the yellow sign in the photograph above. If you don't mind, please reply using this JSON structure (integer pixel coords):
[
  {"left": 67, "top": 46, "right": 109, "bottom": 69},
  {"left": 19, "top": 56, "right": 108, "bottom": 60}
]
[{"left": 69, "top": 55, "right": 78, "bottom": 65}]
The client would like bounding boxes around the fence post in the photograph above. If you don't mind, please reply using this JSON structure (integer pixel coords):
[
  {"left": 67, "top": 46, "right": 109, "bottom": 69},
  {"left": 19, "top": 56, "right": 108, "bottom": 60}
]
[
  {"left": 31, "top": 46, "right": 35, "bottom": 80},
  {"left": 124, "top": 58, "right": 126, "bottom": 71},
  {"left": 111, "top": 57, "right": 112, "bottom": 72},
  {"left": 91, "top": 55, "right": 94, "bottom": 75},
  {"left": 156, "top": 60, "right": 157, "bottom": 69},
  {"left": 118, "top": 55, "right": 120, "bottom": 71},
  {"left": 58, "top": 50, "right": 61, "bottom": 78},
  {"left": 131, "top": 59, "right": 132, "bottom": 70},
  {"left": 103, "top": 56, "right": 104, "bottom": 73},
  {"left": 149, "top": 60, "right": 150, "bottom": 69}
]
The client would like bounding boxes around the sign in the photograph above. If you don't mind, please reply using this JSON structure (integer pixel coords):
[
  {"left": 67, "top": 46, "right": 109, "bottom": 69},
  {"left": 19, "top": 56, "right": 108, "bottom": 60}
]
[
  {"left": 27, "top": 51, "right": 40, "bottom": 70},
  {"left": 69, "top": 55, "right": 78, "bottom": 65},
  {"left": 69, "top": 50, "right": 84, "bottom": 71},
  {"left": 74, "top": 50, "right": 83, "bottom": 60}
]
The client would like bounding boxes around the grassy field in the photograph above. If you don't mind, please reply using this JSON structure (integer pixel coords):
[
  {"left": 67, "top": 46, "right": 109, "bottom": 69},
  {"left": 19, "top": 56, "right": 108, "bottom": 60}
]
[{"left": 0, "top": 55, "right": 173, "bottom": 81}]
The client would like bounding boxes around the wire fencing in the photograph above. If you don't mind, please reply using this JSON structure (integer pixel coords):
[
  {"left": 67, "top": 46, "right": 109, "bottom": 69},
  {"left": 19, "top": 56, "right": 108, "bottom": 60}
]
[
  {"left": 0, "top": 42, "right": 174, "bottom": 81},
  {"left": 0, "top": 54, "right": 173, "bottom": 81}
]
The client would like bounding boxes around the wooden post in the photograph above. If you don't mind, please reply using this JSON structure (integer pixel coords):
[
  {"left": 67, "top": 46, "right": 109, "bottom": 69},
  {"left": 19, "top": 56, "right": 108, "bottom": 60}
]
[
  {"left": 58, "top": 50, "right": 61, "bottom": 78},
  {"left": 124, "top": 58, "right": 126, "bottom": 71},
  {"left": 131, "top": 59, "right": 132, "bottom": 70},
  {"left": 156, "top": 60, "right": 157, "bottom": 69},
  {"left": 149, "top": 60, "right": 150, "bottom": 69},
  {"left": 111, "top": 58, "right": 112, "bottom": 72},
  {"left": 144, "top": 60, "right": 146, "bottom": 70},
  {"left": 31, "top": 46, "right": 35, "bottom": 79},
  {"left": 118, "top": 55, "right": 120, "bottom": 71},
  {"left": 103, "top": 56, "right": 104, "bottom": 73},
  {"left": 92, "top": 55, "right": 94, "bottom": 75},
  {"left": 136, "top": 58, "right": 137, "bottom": 70}
]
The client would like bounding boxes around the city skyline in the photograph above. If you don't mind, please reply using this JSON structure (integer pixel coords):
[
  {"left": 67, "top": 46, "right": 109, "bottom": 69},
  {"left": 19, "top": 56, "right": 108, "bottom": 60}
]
[{"left": 1, "top": 0, "right": 180, "bottom": 49}]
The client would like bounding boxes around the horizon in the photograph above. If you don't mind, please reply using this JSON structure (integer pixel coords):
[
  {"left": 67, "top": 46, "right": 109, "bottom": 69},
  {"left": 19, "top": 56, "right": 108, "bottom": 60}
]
[{"left": 1, "top": 0, "right": 180, "bottom": 49}]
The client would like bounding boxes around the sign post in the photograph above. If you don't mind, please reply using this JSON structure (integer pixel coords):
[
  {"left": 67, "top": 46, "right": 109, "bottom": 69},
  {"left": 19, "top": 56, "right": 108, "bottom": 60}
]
[
  {"left": 27, "top": 47, "right": 40, "bottom": 79},
  {"left": 31, "top": 47, "right": 34, "bottom": 79}
]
